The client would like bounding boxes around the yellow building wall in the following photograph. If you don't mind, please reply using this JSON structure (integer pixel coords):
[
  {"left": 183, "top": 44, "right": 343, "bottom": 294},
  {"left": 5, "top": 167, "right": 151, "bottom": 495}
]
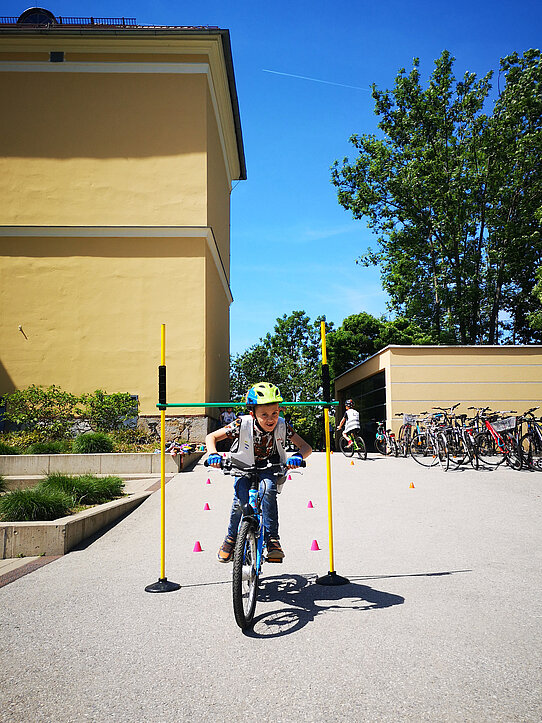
[
  {"left": 0, "top": 234, "right": 208, "bottom": 415},
  {"left": 335, "top": 346, "right": 542, "bottom": 433},
  {"left": 0, "top": 70, "right": 207, "bottom": 227}
]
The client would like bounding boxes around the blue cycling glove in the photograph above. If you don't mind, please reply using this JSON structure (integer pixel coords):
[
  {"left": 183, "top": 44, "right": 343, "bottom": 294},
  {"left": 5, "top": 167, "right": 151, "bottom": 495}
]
[
  {"left": 207, "top": 453, "right": 222, "bottom": 466},
  {"left": 287, "top": 454, "right": 303, "bottom": 467}
]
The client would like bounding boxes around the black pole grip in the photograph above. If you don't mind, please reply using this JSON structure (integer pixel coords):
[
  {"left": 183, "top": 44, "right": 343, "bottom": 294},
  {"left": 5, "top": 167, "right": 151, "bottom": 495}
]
[
  {"left": 322, "top": 364, "right": 331, "bottom": 403},
  {"left": 158, "top": 365, "right": 166, "bottom": 406}
]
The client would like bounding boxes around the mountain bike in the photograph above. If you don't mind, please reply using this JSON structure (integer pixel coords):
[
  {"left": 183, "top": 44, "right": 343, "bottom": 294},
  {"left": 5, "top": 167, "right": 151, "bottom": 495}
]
[
  {"left": 205, "top": 457, "right": 305, "bottom": 630},
  {"left": 375, "top": 420, "right": 398, "bottom": 457},
  {"left": 339, "top": 430, "right": 367, "bottom": 460},
  {"left": 409, "top": 413, "right": 449, "bottom": 470}
]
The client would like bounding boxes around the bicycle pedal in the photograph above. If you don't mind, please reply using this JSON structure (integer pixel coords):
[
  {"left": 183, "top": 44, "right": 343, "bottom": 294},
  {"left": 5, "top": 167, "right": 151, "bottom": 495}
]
[{"left": 265, "top": 557, "right": 283, "bottom": 563}]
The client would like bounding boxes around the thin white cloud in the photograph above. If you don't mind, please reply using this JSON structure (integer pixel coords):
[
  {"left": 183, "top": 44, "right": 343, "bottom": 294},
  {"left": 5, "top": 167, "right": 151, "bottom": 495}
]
[{"left": 263, "top": 68, "right": 371, "bottom": 92}]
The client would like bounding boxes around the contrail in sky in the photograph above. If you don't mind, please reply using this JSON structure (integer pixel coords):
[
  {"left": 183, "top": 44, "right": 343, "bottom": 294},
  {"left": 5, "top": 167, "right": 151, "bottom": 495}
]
[{"left": 262, "top": 68, "right": 370, "bottom": 91}]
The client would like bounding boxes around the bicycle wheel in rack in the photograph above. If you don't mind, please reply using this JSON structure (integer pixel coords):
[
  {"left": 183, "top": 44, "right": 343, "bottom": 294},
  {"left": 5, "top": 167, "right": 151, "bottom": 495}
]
[
  {"left": 232, "top": 520, "right": 259, "bottom": 630},
  {"left": 503, "top": 433, "right": 522, "bottom": 471},
  {"left": 375, "top": 436, "right": 386, "bottom": 455},
  {"left": 410, "top": 431, "right": 438, "bottom": 467},
  {"left": 464, "top": 432, "right": 479, "bottom": 470},
  {"left": 353, "top": 432, "right": 367, "bottom": 460},
  {"left": 474, "top": 431, "right": 505, "bottom": 467},
  {"left": 448, "top": 433, "right": 467, "bottom": 466},
  {"left": 437, "top": 433, "right": 449, "bottom": 471},
  {"left": 520, "top": 433, "right": 542, "bottom": 471},
  {"left": 339, "top": 436, "right": 354, "bottom": 458}
]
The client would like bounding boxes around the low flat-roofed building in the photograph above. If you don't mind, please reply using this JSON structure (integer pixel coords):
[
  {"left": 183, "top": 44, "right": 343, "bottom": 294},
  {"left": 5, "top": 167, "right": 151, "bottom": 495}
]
[{"left": 334, "top": 345, "right": 542, "bottom": 436}]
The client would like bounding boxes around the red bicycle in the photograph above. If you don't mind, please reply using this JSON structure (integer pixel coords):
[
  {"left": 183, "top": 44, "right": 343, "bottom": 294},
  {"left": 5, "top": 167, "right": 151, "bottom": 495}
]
[{"left": 473, "top": 411, "right": 522, "bottom": 470}]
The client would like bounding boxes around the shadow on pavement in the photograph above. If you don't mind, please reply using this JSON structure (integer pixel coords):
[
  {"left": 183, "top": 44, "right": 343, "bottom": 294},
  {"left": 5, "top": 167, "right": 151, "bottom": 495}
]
[{"left": 244, "top": 573, "right": 404, "bottom": 639}]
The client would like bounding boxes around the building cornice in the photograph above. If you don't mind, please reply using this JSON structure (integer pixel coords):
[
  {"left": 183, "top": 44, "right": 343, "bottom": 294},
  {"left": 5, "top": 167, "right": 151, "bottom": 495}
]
[{"left": 0, "top": 225, "right": 233, "bottom": 304}]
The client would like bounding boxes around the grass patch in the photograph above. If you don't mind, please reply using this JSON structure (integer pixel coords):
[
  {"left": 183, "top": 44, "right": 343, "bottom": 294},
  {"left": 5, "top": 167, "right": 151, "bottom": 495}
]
[
  {"left": 0, "top": 487, "right": 73, "bottom": 521},
  {"left": 25, "top": 440, "right": 72, "bottom": 455},
  {"left": 0, "top": 441, "right": 20, "bottom": 455},
  {"left": 0, "top": 474, "right": 125, "bottom": 521},
  {"left": 72, "top": 432, "right": 114, "bottom": 454},
  {"left": 39, "top": 473, "right": 125, "bottom": 505}
]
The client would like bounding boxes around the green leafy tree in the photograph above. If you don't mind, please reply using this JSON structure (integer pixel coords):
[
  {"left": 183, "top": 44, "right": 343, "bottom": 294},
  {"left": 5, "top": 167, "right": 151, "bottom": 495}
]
[
  {"left": 327, "top": 312, "right": 432, "bottom": 377},
  {"left": 230, "top": 311, "right": 333, "bottom": 447},
  {"left": 81, "top": 390, "right": 138, "bottom": 432},
  {"left": 2, "top": 385, "right": 82, "bottom": 439},
  {"left": 332, "top": 49, "right": 542, "bottom": 344}
]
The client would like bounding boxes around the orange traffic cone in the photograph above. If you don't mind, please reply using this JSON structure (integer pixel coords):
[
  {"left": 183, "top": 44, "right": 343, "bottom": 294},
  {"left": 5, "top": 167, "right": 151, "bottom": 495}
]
[
  {"left": 351, "top": 460, "right": 354, "bottom": 466},
  {"left": 409, "top": 482, "right": 415, "bottom": 489},
  {"left": 193, "top": 541, "right": 203, "bottom": 552}
]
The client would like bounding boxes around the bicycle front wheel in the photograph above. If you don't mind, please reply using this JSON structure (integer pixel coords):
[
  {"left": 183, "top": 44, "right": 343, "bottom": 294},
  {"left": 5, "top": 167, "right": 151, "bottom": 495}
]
[
  {"left": 503, "top": 433, "right": 522, "bottom": 471},
  {"left": 353, "top": 432, "right": 367, "bottom": 460},
  {"left": 410, "top": 431, "right": 438, "bottom": 467},
  {"left": 339, "top": 436, "right": 354, "bottom": 458},
  {"left": 232, "top": 520, "right": 259, "bottom": 630},
  {"left": 437, "top": 433, "right": 449, "bottom": 471},
  {"left": 375, "top": 437, "right": 387, "bottom": 455},
  {"left": 474, "top": 431, "right": 505, "bottom": 467}
]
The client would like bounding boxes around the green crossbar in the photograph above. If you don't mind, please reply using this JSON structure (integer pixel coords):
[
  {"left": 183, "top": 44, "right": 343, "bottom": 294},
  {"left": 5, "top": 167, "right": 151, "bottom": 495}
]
[{"left": 157, "top": 401, "right": 338, "bottom": 409}]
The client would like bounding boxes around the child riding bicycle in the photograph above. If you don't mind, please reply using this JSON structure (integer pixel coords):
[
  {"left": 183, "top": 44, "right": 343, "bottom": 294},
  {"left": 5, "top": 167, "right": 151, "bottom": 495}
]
[
  {"left": 205, "top": 382, "right": 312, "bottom": 563},
  {"left": 337, "top": 398, "right": 361, "bottom": 446}
]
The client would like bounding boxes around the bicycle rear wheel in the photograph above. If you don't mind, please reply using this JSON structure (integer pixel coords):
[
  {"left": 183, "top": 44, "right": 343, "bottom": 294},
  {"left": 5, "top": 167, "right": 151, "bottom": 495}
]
[
  {"left": 410, "top": 431, "right": 438, "bottom": 467},
  {"left": 375, "top": 436, "right": 387, "bottom": 455},
  {"left": 474, "top": 431, "right": 505, "bottom": 467},
  {"left": 339, "top": 436, "right": 354, "bottom": 458},
  {"left": 448, "top": 433, "right": 467, "bottom": 466},
  {"left": 437, "top": 433, "right": 449, "bottom": 471},
  {"left": 353, "top": 432, "right": 367, "bottom": 460},
  {"left": 232, "top": 520, "right": 259, "bottom": 630},
  {"left": 503, "top": 433, "right": 522, "bottom": 471},
  {"left": 520, "top": 433, "right": 542, "bottom": 471}
]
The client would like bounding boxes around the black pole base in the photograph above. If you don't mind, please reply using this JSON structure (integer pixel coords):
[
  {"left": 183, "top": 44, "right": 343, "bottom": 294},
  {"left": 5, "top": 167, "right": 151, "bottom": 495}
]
[
  {"left": 145, "top": 577, "right": 181, "bottom": 593},
  {"left": 315, "top": 570, "right": 350, "bottom": 586}
]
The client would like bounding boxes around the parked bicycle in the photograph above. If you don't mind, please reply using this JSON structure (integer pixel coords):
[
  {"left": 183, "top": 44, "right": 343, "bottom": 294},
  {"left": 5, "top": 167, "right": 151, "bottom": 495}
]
[
  {"left": 409, "top": 412, "right": 449, "bottom": 470},
  {"left": 518, "top": 407, "right": 542, "bottom": 471},
  {"left": 375, "top": 420, "right": 398, "bottom": 457},
  {"left": 205, "top": 457, "right": 304, "bottom": 630},
  {"left": 473, "top": 410, "right": 522, "bottom": 470},
  {"left": 396, "top": 412, "right": 426, "bottom": 457}
]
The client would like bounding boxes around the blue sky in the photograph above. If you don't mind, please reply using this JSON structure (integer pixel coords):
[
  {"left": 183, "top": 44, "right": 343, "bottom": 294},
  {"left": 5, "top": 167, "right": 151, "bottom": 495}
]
[{"left": 5, "top": 1, "right": 541, "bottom": 354}]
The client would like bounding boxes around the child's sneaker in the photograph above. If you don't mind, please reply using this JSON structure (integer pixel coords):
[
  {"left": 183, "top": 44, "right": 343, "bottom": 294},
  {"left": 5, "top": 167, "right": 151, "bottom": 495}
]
[
  {"left": 217, "top": 536, "right": 235, "bottom": 563},
  {"left": 266, "top": 538, "right": 285, "bottom": 562}
]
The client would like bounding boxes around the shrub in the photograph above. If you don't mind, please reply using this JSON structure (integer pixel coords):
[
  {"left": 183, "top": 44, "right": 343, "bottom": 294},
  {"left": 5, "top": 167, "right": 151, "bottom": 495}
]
[
  {"left": 26, "top": 440, "right": 72, "bottom": 455},
  {"left": 0, "top": 476, "right": 6, "bottom": 494},
  {"left": 0, "top": 441, "right": 20, "bottom": 455},
  {"left": 2, "top": 385, "right": 82, "bottom": 439},
  {"left": 0, "top": 487, "right": 73, "bottom": 521},
  {"left": 39, "top": 473, "right": 124, "bottom": 505},
  {"left": 82, "top": 390, "right": 138, "bottom": 432},
  {"left": 72, "top": 432, "right": 114, "bottom": 454},
  {"left": 108, "top": 427, "right": 155, "bottom": 452}
]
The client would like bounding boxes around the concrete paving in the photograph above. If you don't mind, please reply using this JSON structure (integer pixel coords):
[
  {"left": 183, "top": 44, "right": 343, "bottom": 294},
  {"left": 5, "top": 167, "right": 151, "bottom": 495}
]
[{"left": 0, "top": 453, "right": 541, "bottom": 722}]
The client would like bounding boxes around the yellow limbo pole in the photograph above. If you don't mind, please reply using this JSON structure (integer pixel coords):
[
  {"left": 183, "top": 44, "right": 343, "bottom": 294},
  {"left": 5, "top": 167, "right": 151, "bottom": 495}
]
[
  {"left": 145, "top": 324, "right": 180, "bottom": 593},
  {"left": 316, "top": 321, "right": 349, "bottom": 586}
]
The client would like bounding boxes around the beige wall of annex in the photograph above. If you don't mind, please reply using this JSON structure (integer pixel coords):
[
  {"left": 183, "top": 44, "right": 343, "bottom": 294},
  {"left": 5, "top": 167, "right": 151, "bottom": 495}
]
[
  {"left": 204, "top": 245, "right": 230, "bottom": 412},
  {"left": 0, "top": 70, "right": 207, "bottom": 226},
  {"left": 0, "top": 235, "right": 207, "bottom": 415},
  {"left": 206, "top": 86, "right": 231, "bottom": 275}
]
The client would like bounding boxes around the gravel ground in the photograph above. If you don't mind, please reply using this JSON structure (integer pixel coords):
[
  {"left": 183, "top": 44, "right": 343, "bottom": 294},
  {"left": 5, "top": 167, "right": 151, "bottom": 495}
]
[{"left": 1, "top": 452, "right": 541, "bottom": 722}]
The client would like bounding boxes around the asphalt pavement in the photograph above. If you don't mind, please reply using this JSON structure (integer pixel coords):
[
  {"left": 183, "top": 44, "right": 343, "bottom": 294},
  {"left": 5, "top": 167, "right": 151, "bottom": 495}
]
[{"left": 1, "top": 452, "right": 541, "bottom": 722}]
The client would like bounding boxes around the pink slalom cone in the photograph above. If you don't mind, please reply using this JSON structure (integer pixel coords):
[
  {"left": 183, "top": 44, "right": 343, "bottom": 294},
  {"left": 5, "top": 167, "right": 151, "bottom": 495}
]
[
  {"left": 193, "top": 541, "right": 203, "bottom": 552},
  {"left": 206, "top": 478, "right": 211, "bottom": 485},
  {"left": 203, "top": 502, "right": 211, "bottom": 510},
  {"left": 307, "top": 500, "right": 314, "bottom": 508},
  {"left": 310, "top": 539, "right": 320, "bottom": 551}
]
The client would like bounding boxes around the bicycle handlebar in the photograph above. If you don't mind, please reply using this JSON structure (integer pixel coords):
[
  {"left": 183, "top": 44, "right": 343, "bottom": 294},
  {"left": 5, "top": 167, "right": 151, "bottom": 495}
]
[{"left": 204, "top": 457, "right": 306, "bottom": 472}]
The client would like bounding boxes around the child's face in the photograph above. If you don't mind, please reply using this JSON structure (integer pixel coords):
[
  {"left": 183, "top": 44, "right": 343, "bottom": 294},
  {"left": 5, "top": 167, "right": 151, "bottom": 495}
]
[{"left": 252, "top": 402, "right": 280, "bottom": 432}]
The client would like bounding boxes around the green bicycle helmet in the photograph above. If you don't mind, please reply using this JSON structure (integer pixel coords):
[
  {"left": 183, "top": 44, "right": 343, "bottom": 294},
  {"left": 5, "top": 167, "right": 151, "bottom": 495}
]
[{"left": 246, "top": 382, "right": 283, "bottom": 406}]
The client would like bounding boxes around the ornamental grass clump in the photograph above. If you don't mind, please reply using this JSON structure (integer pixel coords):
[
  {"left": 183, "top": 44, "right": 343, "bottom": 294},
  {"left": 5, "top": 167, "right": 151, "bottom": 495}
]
[
  {"left": 26, "top": 440, "right": 72, "bottom": 455},
  {"left": 72, "top": 432, "right": 114, "bottom": 454},
  {"left": 0, "top": 441, "right": 20, "bottom": 455},
  {"left": 0, "top": 476, "right": 6, "bottom": 494},
  {"left": 39, "top": 473, "right": 124, "bottom": 506},
  {"left": 0, "top": 487, "right": 73, "bottom": 522}
]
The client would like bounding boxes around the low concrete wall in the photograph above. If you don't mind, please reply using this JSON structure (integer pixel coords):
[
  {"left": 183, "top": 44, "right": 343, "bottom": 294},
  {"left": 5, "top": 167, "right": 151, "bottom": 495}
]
[
  {"left": 0, "top": 491, "right": 152, "bottom": 558},
  {"left": 0, "top": 452, "right": 203, "bottom": 476}
]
